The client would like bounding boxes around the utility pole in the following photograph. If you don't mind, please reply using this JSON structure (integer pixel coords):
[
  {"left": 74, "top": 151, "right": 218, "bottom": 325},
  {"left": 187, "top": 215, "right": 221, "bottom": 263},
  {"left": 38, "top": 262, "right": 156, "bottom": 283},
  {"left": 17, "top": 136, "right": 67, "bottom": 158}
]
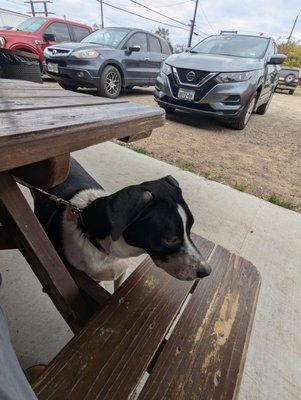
[
  {"left": 188, "top": 0, "right": 199, "bottom": 47},
  {"left": 25, "top": 1, "right": 53, "bottom": 17},
  {"left": 96, "top": 0, "right": 104, "bottom": 28},
  {"left": 287, "top": 14, "right": 299, "bottom": 44}
]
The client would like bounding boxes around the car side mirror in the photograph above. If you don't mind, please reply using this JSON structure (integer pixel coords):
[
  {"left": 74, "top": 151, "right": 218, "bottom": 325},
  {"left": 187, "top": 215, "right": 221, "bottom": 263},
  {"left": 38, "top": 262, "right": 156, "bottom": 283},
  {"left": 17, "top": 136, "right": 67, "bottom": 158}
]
[
  {"left": 267, "top": 54, "right": 286, "bottom": 65},
  {"left": 126, "top": 45, "right": 140, "bottom": 54},
  {"left": 43, "top": 33, "right": 56, "bottom": 42}
]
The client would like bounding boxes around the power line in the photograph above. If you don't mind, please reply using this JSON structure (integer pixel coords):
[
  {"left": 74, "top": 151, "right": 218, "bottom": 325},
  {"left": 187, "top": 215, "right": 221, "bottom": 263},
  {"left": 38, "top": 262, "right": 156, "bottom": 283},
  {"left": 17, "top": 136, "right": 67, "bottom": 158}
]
[
  {"left": 199, "top": 5, "right": 215, "bottom": 33},
  {"left": 129, "top": 0, "right": 188, "bottom": 27},
  {"left": 102, "top": 1, "right": 191, "bottom": 32}
]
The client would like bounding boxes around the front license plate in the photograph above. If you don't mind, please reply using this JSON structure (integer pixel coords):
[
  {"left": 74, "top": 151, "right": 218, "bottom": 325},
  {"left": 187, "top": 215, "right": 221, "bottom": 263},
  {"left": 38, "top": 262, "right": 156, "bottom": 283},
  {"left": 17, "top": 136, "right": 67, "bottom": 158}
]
[
  {"left": 47, "top": 62, "right": 59, "bottom": 73},
  {"left": 178, "top": 88, "right": 195, "bottom": 101}
]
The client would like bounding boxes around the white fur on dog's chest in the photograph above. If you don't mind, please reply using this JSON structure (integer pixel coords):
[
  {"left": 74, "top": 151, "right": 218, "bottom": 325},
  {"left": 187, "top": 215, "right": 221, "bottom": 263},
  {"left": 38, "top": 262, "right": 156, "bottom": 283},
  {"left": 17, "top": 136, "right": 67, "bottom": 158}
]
[{"left": 61, "top": 189, "right": 131, "bottom": 281}]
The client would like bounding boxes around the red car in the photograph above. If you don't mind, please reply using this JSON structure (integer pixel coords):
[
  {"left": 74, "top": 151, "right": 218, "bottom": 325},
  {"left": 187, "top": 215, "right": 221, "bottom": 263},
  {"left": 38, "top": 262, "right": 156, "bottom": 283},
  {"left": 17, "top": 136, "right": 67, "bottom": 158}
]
[{"left": 0, "top": 16, "right": 92, "bottom": 65}]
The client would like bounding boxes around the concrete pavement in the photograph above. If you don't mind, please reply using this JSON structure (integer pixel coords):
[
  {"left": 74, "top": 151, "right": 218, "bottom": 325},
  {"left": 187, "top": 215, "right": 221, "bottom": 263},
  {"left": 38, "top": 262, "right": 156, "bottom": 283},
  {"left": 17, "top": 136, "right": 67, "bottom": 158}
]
[{"left": 0, "top": 142, "right": 300, "bottom": 400}]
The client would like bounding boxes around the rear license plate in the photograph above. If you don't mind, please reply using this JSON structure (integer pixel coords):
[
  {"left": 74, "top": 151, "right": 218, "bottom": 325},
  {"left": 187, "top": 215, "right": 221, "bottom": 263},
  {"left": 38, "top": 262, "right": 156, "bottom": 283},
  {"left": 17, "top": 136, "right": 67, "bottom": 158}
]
[
  {"left": 47, "top": 62, "right": 59, "bottom": 73},
  {"left": 178, "top": 88, "right": 195, "bottom": 101}
]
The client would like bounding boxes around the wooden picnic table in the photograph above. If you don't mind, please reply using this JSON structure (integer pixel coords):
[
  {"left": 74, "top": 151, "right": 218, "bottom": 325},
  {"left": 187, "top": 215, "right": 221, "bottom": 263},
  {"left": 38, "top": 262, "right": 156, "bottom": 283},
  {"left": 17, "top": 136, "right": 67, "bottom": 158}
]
[
  {"left": 0, "top": 78, "right": 164, "bottom": 331},
  {"left": 0, "top": 79, "right": 261, "bottom": 399}
]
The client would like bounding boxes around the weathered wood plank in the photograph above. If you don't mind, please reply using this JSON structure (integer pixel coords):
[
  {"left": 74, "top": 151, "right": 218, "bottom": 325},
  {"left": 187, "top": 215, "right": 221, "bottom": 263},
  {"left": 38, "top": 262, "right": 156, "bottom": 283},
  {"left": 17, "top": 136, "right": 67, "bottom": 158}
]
[
  {"left": 0, "top": 102, "right": 163, "bottom": 138},
  {"left": 0, "top": 89, "right": 82, "bottom": 98},
  {"left": 0, "top": 96, "right": 127, "bottom": 112},
  {"left": 0, "top": 78, "right": 43, "bottom": 87},
  {"left": 12, "top": 155, "right": 70, "bottom": 189},
  {"left": 0, "top": 172, "right": 94, "bottom": 332},
  {"left": 33, "top": 237, "right": 215, "bottom": 400},
  {"left": 139, "top": 246, "right": 261, "bottom": 400},
  {"left": 0, "top": 105, "right": 164, "bottom": 172}
]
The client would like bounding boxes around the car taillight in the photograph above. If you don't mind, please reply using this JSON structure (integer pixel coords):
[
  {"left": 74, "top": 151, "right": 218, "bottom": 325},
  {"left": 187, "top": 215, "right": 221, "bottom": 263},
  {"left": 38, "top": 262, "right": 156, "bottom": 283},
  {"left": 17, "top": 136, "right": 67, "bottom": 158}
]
[{"left": 0, "top": 36, "right": 6, "bottom": 48}]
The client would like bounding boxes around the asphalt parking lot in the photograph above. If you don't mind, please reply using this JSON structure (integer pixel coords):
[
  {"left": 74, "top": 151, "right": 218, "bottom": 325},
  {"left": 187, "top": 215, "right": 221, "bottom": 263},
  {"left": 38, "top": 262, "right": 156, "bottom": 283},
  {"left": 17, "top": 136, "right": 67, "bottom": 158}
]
[{"left": 46, "top": 80, "right": 301, "bottom": 211}]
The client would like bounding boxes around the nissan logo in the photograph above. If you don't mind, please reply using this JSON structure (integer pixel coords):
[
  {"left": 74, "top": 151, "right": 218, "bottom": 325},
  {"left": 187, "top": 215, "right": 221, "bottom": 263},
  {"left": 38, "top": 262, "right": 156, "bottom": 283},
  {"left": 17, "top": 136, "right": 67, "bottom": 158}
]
[
  {"left": 52, "top": 49, "right": 57, "bottom": 55},
  {"left": 186, "top": 71, "right": 196, "bottom": 82}
]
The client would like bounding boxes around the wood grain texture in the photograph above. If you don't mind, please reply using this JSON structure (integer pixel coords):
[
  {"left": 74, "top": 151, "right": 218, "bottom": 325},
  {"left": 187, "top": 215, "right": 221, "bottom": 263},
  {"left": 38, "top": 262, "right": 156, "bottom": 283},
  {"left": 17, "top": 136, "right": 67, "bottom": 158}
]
[
  {"left": 34, "top": 239, "right": 214, "bottom": 400},
  {"left": 0, "top": 89, "right": 82, "bottom": 98},
  {"left": 139, "top": 246, "right": 261, "bottom": 400},
  {"left": 33, "top": 237, "right": 215, "bottom": 400},
  {"left": 0, "top": 172, "right": 93, "bottom": 332},
  {"left": 0, "top": 96, "right": 127, "bottom": 112},
  {"left": 12, "top": 155, "right": 70, "bottom": 189}
]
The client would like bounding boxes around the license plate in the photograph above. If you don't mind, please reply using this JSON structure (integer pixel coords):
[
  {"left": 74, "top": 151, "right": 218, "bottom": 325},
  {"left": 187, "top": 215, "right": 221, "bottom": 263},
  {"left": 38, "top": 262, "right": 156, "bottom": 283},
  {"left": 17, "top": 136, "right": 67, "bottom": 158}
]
[
  {"left": 178, "top": 88, "right": 195, "bottom": 101},
  {"left": 47, "top": 62, "right": 59, "bottom": 73}
]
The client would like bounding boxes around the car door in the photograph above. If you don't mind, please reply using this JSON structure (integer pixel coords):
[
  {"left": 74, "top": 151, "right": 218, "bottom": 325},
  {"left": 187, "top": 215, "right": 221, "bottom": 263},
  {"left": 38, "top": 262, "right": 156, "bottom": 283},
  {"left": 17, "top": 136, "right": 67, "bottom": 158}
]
[
  {"left": 262, "top": 41, "right": 278, "bottom": 100},
  {"left": 148, "top": 35, "right": 169, "bottom": 84},
  {"left": 42, "top": 22, "right": 72, "bottom": 51},
  {"left": 121, "top": 32, "right": 150, "bottom": 86}
]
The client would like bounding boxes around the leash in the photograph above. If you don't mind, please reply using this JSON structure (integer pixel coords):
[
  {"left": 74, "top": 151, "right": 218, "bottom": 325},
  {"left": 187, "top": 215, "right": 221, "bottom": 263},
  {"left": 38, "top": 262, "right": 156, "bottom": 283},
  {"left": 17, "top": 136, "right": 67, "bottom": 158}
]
[{"left": 20, "top": 180, "right": 107, "bottom": 253}]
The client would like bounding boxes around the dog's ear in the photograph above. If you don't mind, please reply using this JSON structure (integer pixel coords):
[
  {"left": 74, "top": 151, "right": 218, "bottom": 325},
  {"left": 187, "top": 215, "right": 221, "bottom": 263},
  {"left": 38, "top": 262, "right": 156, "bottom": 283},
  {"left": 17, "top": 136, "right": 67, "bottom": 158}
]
[
  {"left": 163, "top": 175, "right": 180, "bottom": 188},
  {"left": 107, "top": 188, "right": 153, "bottom": 241}
]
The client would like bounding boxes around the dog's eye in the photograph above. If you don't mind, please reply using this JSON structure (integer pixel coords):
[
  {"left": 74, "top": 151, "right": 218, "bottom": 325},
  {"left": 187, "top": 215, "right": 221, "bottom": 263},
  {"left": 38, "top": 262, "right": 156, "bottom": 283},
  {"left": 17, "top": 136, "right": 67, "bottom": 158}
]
[{"left": 162, "top": 236, "right": 181, "bottom": 246}]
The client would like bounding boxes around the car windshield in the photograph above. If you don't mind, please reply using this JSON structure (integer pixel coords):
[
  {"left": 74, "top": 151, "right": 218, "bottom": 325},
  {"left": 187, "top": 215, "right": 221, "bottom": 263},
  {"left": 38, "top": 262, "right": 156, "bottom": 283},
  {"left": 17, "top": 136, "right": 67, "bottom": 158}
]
[
  {"left": 192, "top": 35, "right": 269, "bottom": 59},
  {"left": 16, "top": 17, "right": 47, "bottom": 32},
  {"left": 81, "top": 28, "right": 130, "bottom": 48}
]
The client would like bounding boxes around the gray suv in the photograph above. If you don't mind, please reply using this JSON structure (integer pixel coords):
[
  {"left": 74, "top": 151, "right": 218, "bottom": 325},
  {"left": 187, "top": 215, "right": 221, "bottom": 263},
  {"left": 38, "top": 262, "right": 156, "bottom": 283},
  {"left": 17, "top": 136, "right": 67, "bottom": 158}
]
[
  {"left": 155, "top": 34, "right": 286, "bottom": 129},
  {"left": 44, "top": 27, "right": 171, "bottom": 98}
]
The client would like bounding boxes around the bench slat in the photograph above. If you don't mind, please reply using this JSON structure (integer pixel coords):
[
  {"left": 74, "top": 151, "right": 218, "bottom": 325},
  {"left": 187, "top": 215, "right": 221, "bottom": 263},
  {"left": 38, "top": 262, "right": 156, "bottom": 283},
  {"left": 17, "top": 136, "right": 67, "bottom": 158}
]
[
  {"left": 33, "top": 237, "right": 215, "bottom": 400},
  {"left": 139, "top": 246, "right": 261, "bottom": 400}
]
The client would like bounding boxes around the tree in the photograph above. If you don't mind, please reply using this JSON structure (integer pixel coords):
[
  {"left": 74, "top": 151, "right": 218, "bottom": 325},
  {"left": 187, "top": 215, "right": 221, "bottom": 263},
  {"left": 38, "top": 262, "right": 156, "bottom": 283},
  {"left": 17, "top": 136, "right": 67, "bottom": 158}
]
[
  {"left": 155, "top": 27, "right": 173, "bottom": 53},
  {"left": 174, "top": 44, "right": 186, "bottom": 54},
  {"left": 277, "top": 42, "right": 301, "bottom": 68}
]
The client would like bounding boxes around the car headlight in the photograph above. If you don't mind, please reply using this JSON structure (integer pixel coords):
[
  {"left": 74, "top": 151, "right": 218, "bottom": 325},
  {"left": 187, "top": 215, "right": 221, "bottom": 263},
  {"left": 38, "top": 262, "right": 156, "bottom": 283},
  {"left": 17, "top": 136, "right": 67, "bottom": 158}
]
[
  {"left": 216, "top": 71, "right": 253, "bottom": 83},
  {"left": 161, "top": 62, "right": 172, "bottom": 76},
  {"left": 0, "top": 36, "right": 6, "bottom": 48},
  {"left": 71, "top": 49, "right": 100, "bottom": 59}
]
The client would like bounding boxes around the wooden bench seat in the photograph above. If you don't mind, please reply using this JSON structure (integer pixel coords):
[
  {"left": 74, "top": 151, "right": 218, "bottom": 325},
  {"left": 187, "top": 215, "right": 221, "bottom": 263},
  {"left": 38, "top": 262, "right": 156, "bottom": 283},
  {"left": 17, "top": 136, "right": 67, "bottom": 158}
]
[{"left": 33, "top": 235, "right": 260, "bottom": 400}]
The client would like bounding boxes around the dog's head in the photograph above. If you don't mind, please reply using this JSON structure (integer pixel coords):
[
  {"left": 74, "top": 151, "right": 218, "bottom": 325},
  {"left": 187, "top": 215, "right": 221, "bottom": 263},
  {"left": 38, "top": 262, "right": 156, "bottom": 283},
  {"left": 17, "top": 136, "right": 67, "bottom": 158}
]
[{"left": 83, "top": 176, "right": 211, "bottom": 281}]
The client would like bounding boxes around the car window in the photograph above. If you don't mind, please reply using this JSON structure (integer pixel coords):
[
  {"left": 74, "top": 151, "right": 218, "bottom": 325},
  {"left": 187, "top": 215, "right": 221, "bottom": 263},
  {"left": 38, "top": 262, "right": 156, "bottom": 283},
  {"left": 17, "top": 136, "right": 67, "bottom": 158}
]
[
  {"left": 126, "top": 32, "right": 148, "bottom": 52},
  {"left": 161, "top": 39, "right": 171, "bottom": 55},
  {"left": 16, "top": 17, "right": 47, "bottom": 32},
  {"left": 149, "top": 35, "right": 161, "bottom": 53},
  {"left": 72, "top": 25, "right": 90, "bottom": 41},
  {"left": 45, "top": 22, "right": 71, "bottom": 42},
  {"left": 82, "top": 28, "right": 130, "bottom": 48},
  {"left": 192, "top": 35, "right": 269, "bottom": 59}
]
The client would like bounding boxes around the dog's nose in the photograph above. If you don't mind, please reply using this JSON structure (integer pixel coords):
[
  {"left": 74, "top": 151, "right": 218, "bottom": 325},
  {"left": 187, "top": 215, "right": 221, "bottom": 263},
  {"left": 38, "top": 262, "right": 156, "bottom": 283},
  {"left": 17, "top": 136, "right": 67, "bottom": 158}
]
[{"left": 197, "top": 263, "right": 212, "bottom": 278}]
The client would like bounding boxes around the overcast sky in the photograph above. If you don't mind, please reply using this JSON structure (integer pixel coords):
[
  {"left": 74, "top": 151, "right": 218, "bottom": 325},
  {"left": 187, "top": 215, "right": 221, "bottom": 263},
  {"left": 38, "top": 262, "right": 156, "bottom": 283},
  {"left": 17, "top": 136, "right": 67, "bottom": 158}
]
[{"left": 1, "top": 0, "right": 300, "bottom": 45}]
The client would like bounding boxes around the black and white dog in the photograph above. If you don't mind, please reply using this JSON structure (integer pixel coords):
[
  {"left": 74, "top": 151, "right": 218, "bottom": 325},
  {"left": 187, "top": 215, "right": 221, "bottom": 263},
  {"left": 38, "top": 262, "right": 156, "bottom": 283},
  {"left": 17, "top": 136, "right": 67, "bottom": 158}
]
[{"left": 32, "top": 158, "right": 211, "bottom": 287}]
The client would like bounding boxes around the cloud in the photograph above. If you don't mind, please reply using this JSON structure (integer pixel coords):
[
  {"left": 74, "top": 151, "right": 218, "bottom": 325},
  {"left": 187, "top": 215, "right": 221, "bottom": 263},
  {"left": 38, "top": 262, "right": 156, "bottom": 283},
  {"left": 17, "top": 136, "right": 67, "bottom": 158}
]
[{"left": 1, "top": 0, "right": 300, "bottom": 44}]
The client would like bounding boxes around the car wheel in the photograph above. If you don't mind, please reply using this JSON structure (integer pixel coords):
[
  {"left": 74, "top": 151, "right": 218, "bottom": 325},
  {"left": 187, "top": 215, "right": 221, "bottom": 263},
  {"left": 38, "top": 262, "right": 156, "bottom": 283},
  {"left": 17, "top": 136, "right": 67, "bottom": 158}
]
[
  {"left": 58, "top": 82, "right": 78, "bottom": 92},
  {"left": 161, "top": 106, "right": 176, "bottom": 114},
  {"left": 228, "top": 94, "right": 256, "bottom": 130},
  {"left": 98, "top": 66, "right": 122, "bottom": 98},
  {"left": 256, "top": 90, "right": 274, "bottom": 115},
  {"left": 289, "top": 89, "right": 295, "bottom": 95}
]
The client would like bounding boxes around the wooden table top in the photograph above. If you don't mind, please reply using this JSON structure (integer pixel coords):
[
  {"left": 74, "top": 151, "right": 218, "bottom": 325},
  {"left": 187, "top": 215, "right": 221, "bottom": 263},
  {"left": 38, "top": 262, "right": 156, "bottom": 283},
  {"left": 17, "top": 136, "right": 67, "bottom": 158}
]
[{"left": 0, "top": 79, "right": 164, "bottom": 172}]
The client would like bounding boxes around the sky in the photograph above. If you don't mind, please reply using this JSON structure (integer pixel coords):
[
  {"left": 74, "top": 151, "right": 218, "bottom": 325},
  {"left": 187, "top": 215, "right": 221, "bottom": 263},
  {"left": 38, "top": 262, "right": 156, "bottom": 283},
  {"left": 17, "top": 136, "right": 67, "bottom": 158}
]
[{"left": 0, "top": 0, "right": 300, "bottom": 46}]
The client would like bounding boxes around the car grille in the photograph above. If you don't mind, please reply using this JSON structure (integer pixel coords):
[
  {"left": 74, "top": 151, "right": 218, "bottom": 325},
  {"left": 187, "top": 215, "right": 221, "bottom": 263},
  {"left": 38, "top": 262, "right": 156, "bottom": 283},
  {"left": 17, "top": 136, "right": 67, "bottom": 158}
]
[
  {"left": 47, "top": 48, "right": 71, "bottom": 56},
  {"left": 174, "top": 67, "right": 210, "bottom": 85},
  {"left": 162, "top": 95, "right": 214, "bottom": 112},
  {"left": 168, "top": 74, "right": 217, "bottom": 101}
]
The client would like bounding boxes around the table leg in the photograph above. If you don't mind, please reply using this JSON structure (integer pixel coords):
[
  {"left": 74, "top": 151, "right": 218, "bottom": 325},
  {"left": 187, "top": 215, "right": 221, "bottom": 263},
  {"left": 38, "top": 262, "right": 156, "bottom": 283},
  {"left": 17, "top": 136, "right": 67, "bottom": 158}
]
[{"left": 0, "top": 172, "right": 94, "bottom": 332}]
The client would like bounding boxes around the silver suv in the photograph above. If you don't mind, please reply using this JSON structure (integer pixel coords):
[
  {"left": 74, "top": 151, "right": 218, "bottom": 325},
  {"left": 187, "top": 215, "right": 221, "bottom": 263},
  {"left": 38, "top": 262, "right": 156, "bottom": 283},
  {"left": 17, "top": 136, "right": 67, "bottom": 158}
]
[{"left": 155, "top": 34, "right": 286, "bottom": 129}]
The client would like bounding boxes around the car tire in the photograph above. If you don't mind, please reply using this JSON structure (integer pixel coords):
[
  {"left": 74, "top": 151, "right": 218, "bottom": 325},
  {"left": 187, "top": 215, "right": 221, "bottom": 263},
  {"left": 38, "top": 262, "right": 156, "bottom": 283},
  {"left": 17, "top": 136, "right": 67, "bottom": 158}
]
[
  {"left": 289, "top": 89, "right": 294, "bottom": 95},
  {"left": 58, "top": 82, "right": 78, "bottom": 92},
  {"left": 161, "top": 106, "right": 176, "bottom": 114},
  {"left": 228, "top": 94, "right": 256, "bottom": 130},
  {"left": 98, "top": 66, "right": 122, "bottom": 98},
  {"left": 256, "top": 90, "right": 274, "bottom": 115}
]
